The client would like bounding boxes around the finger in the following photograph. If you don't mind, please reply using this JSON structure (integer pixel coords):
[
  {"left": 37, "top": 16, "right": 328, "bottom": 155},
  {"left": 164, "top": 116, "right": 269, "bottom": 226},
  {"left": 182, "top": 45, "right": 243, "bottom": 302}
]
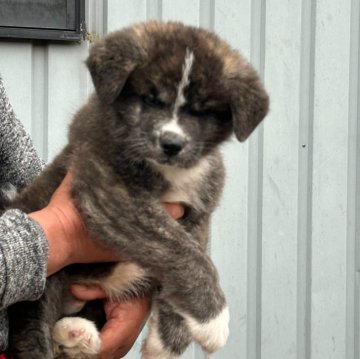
[
  {"left": 99, "top": 298, "right": 151, "bottom": 358},
  {"left": 52, "top": 171, "right": 73, "bottom": 199},
  {"left": 70, "top": 284, "right": 108, "bottom": 301},
  {"left": 61, "top": 171, "right": 73, "bottom": 188},
  {"left": 161, "top": 202, "right": 185, "bottom": 220}
]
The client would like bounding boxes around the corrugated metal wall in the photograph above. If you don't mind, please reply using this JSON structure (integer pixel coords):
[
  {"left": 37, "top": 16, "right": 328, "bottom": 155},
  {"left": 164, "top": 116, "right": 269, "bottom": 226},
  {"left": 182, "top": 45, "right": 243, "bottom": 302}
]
[{"left": 0, "top": 0, "right": 359, "bottom": 358}]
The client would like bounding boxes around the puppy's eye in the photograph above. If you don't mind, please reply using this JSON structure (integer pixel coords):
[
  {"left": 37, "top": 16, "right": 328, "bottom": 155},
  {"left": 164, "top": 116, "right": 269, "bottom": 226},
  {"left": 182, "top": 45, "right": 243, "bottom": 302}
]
[
  {"left": 187, "top": 107, "right": 214, "bottom": 118},
  {"left": 142, "top": 94, "right": 164, "bottom": 108},
  {"left": 186, "top": 106, "right": 232, "bottom": 121}
]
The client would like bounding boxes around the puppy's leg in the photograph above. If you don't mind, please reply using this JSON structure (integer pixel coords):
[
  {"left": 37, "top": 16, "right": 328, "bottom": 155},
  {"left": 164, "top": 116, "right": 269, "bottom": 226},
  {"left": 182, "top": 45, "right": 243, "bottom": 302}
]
[
  {"left": 180, "top": 306, "right": 230, "bottom": 354},
  {"left": 7, "top": 276, "right": 66, "bottom": 359},
  {"left": 7, "top": 302, "right": 55, "bottom": 359},
  {"left": 72, "top": 156, "right": 229, "bottom": 353},
  {"left": 142, "top": 300, "right": 191, "bottom": 359},
  {"left": 52, "top": 262, "right": 152, "bottom": 359}
]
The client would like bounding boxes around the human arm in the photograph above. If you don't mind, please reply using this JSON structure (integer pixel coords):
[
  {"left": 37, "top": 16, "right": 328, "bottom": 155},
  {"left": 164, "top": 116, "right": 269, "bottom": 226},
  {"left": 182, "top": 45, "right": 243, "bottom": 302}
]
[
  {"left": 0, "top": 209, "right": 48, "bottom": 309},
  {"left": 28, "top": 172, "right": 120, "bottom": 276},
  {"left": 0, "top": 75, "right": 48, "bottom": 309},
  {"left": 0, "top": 172, "right": 117, "bottom": 309},
  {"left": 71, "top": 286, "right": 151, "bottom": 359},
  {"left": 28, "top": 172, "right": 184, "bottom": 276},
  {"left": 70, "top": 202, "right": 184, "bottom": 358},
  {"left": 0, "top": 171, "right": 183, "bottom": 357},
  {"left": 30, "top": 171, "right": 184, "bottom": 358}
]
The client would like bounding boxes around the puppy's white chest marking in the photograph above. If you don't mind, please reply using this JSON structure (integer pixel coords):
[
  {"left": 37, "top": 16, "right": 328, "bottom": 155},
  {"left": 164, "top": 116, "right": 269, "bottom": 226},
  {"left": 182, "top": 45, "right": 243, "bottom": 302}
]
[{"left": 156, "top": 158, "right": 210, "bottom": 207}]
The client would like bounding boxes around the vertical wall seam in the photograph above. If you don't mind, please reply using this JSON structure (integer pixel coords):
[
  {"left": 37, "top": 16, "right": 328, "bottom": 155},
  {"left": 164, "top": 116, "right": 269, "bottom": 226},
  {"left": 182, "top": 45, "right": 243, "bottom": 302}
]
[
  {"left": 43, "top": 45, "right": 49, "bottom": 163},
  {"left": 103, "top": 0, "right": 108, "bottom": 34},
  {"left": 199, "top": 0, "right": 215, "bottom": 30},
  {"left": 30, "top": 44, "right": 36, "bottom": 152},
  {"left": 297, "top": 0, "right": 316, "bottom": 358},
  {"left": 347, "top": 0, "right": 360, "bottom": 358},
  {"left": 247, "top": 0, "right": 266, "bottom": 358},
  {"left": 146, "top": 0, "right": 163, "bottom": 20}
]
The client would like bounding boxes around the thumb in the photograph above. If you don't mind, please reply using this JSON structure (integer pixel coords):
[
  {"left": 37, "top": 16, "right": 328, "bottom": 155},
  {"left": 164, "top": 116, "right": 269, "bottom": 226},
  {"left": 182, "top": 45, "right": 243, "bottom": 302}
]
[{"left": 70, "top": 284, "right": 108, "bottom": 301}]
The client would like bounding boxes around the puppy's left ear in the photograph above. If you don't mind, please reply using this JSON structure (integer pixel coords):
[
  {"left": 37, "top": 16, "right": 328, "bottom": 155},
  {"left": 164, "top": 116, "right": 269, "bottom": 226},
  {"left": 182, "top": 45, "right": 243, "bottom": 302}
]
[
  {"left": 86, "top": 29, "right": 144, "bottom": 104},
  {"left": 229, "top": 67, "right": 269, "bottom": 142}
]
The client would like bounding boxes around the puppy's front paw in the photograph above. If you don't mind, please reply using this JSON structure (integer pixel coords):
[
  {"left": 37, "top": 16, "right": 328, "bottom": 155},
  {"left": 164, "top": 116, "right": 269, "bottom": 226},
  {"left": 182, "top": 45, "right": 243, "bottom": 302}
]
[
  {"left": 184, "top": 306, "right": 229, "bottom": 353},
  {"left": 53, "top": 317, "right": 101, "bottom": 359}
]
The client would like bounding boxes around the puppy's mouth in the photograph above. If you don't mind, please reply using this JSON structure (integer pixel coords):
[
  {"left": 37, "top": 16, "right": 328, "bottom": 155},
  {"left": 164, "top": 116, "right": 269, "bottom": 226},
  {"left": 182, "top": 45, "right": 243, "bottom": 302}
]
[
  {"left": 144, "top": 142, "right": 200, "bottom": 168},
  {"left": 147, "top": 151, "right": 185, "bottom": 166},
  {"left": 153, "top": 155, "right": 183, "bottom": 166}
]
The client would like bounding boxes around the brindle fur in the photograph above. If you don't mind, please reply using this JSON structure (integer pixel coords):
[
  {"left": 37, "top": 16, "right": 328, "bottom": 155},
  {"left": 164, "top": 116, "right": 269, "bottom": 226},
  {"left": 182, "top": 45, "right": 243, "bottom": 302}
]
[{"left": 3, "top": 21, "right": 268, "bottom": 358}]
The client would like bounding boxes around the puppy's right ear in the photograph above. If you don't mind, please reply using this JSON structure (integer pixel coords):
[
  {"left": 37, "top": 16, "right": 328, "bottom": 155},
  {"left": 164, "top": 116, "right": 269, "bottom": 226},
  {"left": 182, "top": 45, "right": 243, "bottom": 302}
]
[{"left": 86, "top": 30, "right": 143, "bottom": 104}]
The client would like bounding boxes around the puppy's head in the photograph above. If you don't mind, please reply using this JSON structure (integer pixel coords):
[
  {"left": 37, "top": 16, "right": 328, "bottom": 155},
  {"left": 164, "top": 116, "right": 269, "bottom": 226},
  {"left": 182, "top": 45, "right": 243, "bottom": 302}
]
[{"left": 86, "top": 21, "right": 269, "bottom": 167}]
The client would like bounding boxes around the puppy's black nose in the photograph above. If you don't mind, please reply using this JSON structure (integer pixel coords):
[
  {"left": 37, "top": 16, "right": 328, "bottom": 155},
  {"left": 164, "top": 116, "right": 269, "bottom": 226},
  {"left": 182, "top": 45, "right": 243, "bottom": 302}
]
[{"left": 159, "top": 132, "right": 185, "bottom": 156}]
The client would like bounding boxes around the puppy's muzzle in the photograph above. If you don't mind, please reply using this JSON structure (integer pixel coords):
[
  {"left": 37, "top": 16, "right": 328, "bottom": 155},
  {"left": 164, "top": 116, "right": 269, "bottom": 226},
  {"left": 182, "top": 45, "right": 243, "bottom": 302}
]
[{"left": 159, "top": 131, "right": 187, "bottom": 157}]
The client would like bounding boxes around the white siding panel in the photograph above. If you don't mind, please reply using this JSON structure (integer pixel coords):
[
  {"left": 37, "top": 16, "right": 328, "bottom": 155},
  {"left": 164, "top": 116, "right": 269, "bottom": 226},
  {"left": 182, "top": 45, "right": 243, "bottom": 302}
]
[
  {"left": 47, "top": 43, "right": 89, "bottom": 161},
  {"left": 212, "top": 2, "right": 251, "bottom": 359},
  {"left": 261, "top": 0, "right": 301, "bottom": 358},
  {"left": 311, "top": 0, "right": 351, "bottom": 358},
  {"left": 107, "top": 0, "right": 147, "bottom": 32},
  {"left": 214, "top": 0, "right": 251, "bottom": 57},
  {"left": 0, "top": 43, "right": 32, "bottom": 133},
  {"left": 162, "top": 0, "right": 200, "bottom": 25},
  {"left": 31, "top": 44, "right": 49, "bottom": 160}
]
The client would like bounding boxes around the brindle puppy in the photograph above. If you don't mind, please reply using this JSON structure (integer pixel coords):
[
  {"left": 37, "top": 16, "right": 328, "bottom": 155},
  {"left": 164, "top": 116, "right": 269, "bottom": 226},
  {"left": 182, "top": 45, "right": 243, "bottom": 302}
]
[{"left": 4, "top": 21, "right": 268, "bottom": 359}]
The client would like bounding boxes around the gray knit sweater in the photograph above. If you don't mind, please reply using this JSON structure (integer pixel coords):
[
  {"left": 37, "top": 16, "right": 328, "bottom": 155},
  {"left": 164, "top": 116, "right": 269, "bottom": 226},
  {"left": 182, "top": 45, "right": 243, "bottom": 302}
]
[{"left": 0, "top": 76, "right": 48, "bottom": 351}]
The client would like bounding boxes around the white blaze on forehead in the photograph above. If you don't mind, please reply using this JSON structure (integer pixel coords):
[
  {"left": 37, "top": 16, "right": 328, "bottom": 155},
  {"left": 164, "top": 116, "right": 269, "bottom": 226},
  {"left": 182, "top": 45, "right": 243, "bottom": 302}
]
[
  {"left": 173, "top": 48, "right": 195, "bottom": 116},
  {"left": 159, "top": 49, "right": 194, "bottom": 138}
]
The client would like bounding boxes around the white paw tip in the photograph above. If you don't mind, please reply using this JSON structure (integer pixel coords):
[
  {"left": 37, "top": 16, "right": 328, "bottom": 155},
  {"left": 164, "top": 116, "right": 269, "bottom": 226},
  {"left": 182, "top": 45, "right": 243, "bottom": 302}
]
[
  {"left": 53, "top": 317, "right": 101, "bottom": 357},
  {"left": 185, "top": 306, "right": 230, "bottom": 353}
]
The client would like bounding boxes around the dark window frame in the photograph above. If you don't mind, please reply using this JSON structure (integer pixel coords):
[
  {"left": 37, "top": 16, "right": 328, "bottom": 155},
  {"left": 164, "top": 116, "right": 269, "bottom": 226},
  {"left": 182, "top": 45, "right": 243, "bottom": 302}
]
[{"left": 0, "top": 0, "right": 86, "bottom": 42}]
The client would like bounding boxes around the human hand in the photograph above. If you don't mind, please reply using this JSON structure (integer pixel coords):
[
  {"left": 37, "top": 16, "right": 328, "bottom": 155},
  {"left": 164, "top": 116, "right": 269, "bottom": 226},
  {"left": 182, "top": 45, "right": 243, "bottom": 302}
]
[
  {"left": 29, "top": 172, "right": 120, "bottom": 276},
  {"left": 68, "top": 200, "right": 184, "bottom": 357},
  {"left": 30, "top": 171, "right": 184, "bottom": 356},
  {"left": 68, "top": 199, "right": 184, "bottom": 357},
  {"left": 29, "top": 172, "right": 185, "bottom": 276},
  {"left": 71, "top": 285, "right": 150, "bottom": 358}
]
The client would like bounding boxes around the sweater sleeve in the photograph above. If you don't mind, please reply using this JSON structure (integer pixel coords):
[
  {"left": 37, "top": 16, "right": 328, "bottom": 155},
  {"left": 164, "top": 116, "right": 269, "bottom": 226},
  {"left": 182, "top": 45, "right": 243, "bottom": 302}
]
[
  {"left": 0, "top": 209, "right": 48, "bottom": 309},
  {"left": 0, "top": 75, "right": 48, "bottom": 308},
  {"left": 0, "top": 75, "right": 43, "bottom": 189}
]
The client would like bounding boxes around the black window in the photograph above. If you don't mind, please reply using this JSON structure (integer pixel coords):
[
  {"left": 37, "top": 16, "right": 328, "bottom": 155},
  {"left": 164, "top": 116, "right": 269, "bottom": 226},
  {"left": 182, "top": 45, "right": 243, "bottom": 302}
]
[{"left": 0, "top": 0, "right": 85, "bottom": 41}]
